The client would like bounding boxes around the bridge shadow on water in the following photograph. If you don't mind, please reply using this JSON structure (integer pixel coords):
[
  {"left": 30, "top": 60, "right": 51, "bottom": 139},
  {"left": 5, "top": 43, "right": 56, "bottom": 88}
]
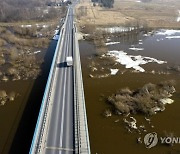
[{"left": 8, "top": 40, "right": 57, "bottom": 154}]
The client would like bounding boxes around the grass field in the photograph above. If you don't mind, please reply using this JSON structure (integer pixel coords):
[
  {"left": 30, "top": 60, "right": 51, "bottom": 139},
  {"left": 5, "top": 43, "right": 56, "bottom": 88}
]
[{"left": 75, "top": 0, "right": 180, "bottom": 28}]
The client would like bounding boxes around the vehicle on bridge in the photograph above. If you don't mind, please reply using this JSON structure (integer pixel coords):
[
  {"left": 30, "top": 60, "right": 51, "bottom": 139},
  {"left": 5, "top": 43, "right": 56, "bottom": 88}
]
[{"left": 66, "top": 56, "right": 73, "bottom": 66}]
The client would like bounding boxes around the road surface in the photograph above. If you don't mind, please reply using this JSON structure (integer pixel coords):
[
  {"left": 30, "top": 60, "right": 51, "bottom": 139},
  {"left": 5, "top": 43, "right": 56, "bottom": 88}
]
[{"left": 44, "top": 7, "right": 75, "bottom": 154}]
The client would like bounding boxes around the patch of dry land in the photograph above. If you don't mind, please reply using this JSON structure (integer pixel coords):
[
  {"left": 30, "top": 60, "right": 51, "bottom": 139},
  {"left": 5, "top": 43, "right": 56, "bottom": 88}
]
[
  {"left": 0, "top": 21, "right": 59, "bottom": 107},
  {"left": 0, "top": 22, "right": 57, "bottom": 82},
  {"left": 75, "top": 0, "right": 180, "bottom": 28}
]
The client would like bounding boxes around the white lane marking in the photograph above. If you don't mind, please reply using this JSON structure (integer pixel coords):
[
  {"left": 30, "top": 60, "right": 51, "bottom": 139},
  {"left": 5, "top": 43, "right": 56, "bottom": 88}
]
[
  {"left": 46, "top": 146, "right": 74, "bottom": 152},
  {"left": 59, "top": 65, "right": 67, "bottom": 154}
]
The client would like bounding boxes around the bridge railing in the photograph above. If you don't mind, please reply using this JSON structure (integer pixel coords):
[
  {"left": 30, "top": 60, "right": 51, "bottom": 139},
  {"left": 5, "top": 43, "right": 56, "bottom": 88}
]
[{"left": 73, "top": 24, "right": 91, "bottom": 154}]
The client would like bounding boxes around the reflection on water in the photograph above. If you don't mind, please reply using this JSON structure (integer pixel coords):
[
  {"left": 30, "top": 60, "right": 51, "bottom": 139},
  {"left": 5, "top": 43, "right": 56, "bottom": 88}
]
[{"left": 80, "top": 29, "right": 180, "bottom": 154}]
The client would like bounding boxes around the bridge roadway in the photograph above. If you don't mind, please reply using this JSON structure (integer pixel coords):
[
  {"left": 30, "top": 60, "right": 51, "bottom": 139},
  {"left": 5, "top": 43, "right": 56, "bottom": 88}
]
[
  {"left": 44, "top": 7, "right": 75, "bottom": 154},
  {"left": 30, "top": 2, "right": 90, "bottom": 153}
]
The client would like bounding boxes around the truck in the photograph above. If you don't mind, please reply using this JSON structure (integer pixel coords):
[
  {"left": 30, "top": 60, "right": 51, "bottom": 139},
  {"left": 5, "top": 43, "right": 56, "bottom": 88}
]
[{"left": 66, "top": 56, "right": 73, "bottom": 66}]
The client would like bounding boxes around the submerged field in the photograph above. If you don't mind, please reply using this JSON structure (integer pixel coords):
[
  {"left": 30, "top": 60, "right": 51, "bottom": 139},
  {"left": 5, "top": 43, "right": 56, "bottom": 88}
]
[
  {"left": 0, "top": 20, "right": 62, "bottom": 153},
  {"left": 80, "top": 29, "right": 180, "bottom": 153}
]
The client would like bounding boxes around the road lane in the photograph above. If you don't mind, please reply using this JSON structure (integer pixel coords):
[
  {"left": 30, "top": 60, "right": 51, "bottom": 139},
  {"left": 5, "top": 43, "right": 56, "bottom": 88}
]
[{"left": 45, "top": 25, "right": 67, "bottom": 150}]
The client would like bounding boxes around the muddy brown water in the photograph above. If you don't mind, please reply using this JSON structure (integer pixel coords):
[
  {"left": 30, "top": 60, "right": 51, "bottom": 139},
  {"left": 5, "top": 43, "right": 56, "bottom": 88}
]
[
  {"left": 0, "top": 40, "right": 57, "bottom": 154},
  {"left": 79, "top": 30, "right": 180, "bottom": 154}
]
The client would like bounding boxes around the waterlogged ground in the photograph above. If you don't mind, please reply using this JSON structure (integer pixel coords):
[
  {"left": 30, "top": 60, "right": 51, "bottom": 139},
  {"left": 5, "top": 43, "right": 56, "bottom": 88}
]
[
  {"left": 0, "top": 40, "right": 57, "bottom": 154},
  {"left": 80, "top": 29, "right": 180, "bottom": 154}
]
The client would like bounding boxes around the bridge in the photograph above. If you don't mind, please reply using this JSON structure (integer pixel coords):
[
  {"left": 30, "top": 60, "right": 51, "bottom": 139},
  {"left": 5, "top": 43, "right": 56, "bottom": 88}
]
[{"left": 29, "top": 3, "right": 91, "bottom": 154}]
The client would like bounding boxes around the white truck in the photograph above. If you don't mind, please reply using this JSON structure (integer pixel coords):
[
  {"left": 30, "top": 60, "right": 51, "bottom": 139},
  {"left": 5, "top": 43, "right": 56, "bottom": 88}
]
[{"left": 66, "top": 56, "right": 73, "bottom": 66}]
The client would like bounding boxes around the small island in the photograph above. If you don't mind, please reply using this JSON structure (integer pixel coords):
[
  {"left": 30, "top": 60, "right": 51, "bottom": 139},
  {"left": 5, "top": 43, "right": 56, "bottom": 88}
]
[{"left": 105, "top": 80, "right": 176, "bottom": 116}]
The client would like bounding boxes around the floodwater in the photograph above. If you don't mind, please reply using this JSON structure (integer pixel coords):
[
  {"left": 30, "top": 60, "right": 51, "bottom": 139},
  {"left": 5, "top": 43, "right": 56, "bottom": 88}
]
[
  {"left": 0, "top": 40, "right": 57, "bottom": 154},
  {"left": 79, "top": 29, "right": 180, "bottom": 154}
]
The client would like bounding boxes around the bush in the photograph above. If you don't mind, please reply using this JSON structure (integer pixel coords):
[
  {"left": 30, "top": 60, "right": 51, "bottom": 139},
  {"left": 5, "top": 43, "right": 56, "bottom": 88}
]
[
  {"left": 91, "top": 0, "right": 114, "bottom": 8},
  {"left": 10, "top": 48, "right": 19, "bottom": 62},
  {"left": 23, "top": 55, "right": 36, "bottom": 67},
  {"left": 107, "top": 81, "right": 176, "bottom": 116},
  {"left": 0, "top": 38, "right": 7, "bottom": 46},
  {"left": 0, "top": 27, "right": 7, "bottom": 33},
  {"left": 117, "top": 88, "right": 133, "bottom": 95},
  {"left": 0, "top": 57, "right": 5, "bottom": 65},
  {"left": 8, "top": 91, "right": 16, "bottom": 101},
  {"left": 0, "top": 0, "right": 66, "bottom": 22},
  {"left": 13, "top": 26, "right": 38, "bottom": 37},
  {"left": 7, "top": 67, "right": 18, "bottom": 76},
  {"left": 0, "top": 90, "right": 7, "bottom": 98}
]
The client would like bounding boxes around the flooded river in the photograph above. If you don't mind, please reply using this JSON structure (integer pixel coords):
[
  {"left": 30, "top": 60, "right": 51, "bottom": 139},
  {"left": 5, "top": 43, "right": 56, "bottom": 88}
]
[
  {"left": 0, "top": 40, "right": 57, "bottom": 154},
  {"left": 80, "top": 29, "right": 180, "bottom": 154},
  {"left": 1, "top": 28, "right": 180, "bottom": 154}
]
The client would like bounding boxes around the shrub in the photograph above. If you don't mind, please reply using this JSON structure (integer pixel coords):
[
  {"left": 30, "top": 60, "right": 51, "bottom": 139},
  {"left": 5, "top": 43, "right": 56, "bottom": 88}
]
[
  {"left": 106, "top": 81, "right": 176, "bottom": 116},
  {"left": 0, "top": 57, "right": 5, "bottom": 65},
  {"left": 10, "top": 48, "right": 19, "bottom": 61},
  {"left": 0, "top": 38, "right": 7, "bottom": 46},
  {"left": 8, "top": 91, "right": 16, "bottom": 101},
  {"left": 0, "top": 90, "right": 7, "bottom": 98},
  {"left": 7, "top": 67, "right": 18, "bottom": 76}
]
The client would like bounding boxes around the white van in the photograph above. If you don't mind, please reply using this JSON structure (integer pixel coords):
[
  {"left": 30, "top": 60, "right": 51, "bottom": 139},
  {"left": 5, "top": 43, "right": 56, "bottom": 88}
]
[{"left": 66, "top": 56, "right": 73, "bottom": 66}]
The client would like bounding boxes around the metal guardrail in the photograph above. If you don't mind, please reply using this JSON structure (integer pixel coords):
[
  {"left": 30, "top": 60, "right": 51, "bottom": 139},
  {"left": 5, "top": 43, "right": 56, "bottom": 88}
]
[
  {"left": 73, "top": 24, "right": 91, "bottom": 154},
  {"left": 29, "top": 8, "right": 69, "bottom": 153}
]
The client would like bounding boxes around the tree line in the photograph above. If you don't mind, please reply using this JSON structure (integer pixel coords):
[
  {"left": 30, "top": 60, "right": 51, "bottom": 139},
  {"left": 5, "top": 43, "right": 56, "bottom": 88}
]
[
  {"left": 91, "top": 0, "right": 114, "bottom": 8},
  {"left": 0, "top": 0, "right": 65, "bottom": 22}
]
